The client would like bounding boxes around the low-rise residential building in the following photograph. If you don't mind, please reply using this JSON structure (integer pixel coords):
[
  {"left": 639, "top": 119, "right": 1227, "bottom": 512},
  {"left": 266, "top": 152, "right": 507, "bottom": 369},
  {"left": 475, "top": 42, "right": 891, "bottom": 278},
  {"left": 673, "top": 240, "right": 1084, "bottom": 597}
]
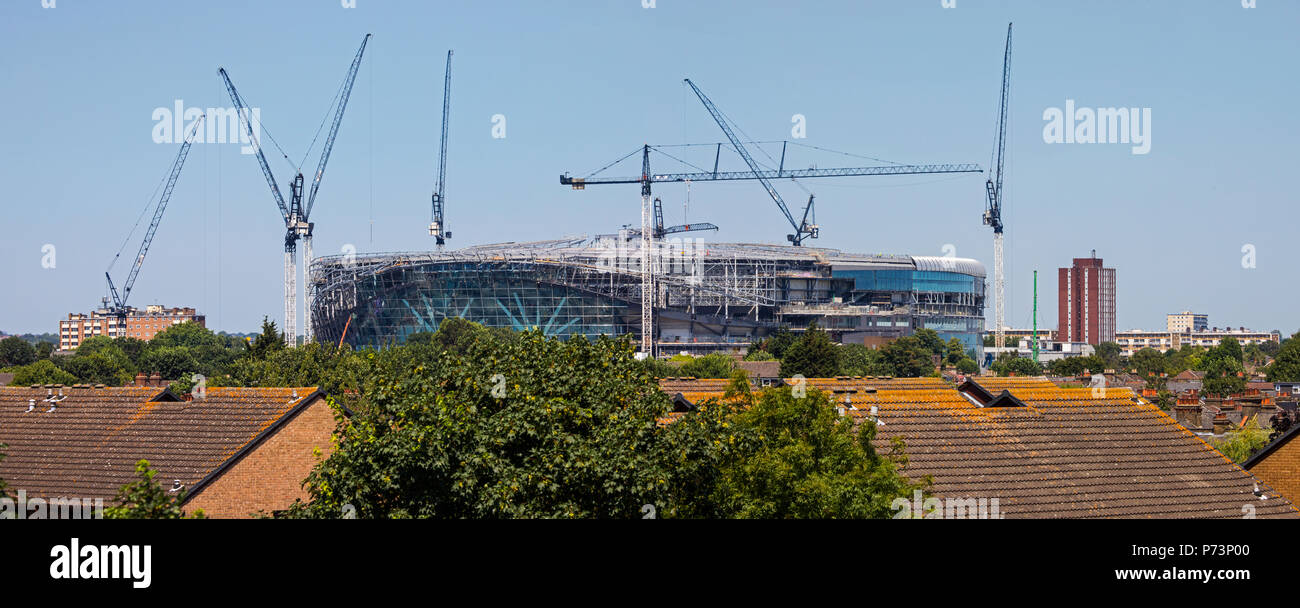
[
  {"left": 1244, "top": 424, "right": 1300, "bottom": 506},
  {"left": 658, "top": 376, "right": 1297, "bottom": 517},
  {"left": 0, "top": 385, "right": 335, "bottom": 518}
]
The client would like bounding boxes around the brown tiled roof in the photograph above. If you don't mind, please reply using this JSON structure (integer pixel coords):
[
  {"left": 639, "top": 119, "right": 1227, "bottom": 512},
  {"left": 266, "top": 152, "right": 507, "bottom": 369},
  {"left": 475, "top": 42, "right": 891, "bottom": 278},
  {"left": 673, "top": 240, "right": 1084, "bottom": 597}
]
[
  {"left": 0, "top": 386, "right": 322, "bottom": 502},
  {"left": 658, "top": 378, "right": 1298, "bottom": 518}
]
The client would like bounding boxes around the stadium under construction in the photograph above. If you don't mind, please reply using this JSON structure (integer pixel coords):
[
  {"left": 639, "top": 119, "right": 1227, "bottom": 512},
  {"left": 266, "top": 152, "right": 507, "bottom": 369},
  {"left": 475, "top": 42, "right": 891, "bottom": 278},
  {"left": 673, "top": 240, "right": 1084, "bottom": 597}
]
[{"left": 310, "top": 233, "right": 987, "bottom": 358}]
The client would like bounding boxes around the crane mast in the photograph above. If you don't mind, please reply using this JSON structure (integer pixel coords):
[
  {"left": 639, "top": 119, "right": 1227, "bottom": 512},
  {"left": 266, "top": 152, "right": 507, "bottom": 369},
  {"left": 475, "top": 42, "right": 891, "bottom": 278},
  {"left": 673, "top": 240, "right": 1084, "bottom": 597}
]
[
  {"left": 985, "top": 23, "right": 1013, "bottom": 355},
  {"left": 431, "top": 50, "right": 453, "bottom": 247},
  {"left": 221, "top": 34, "right": 370, "bottom": 346},
  {"left": 106, "top": 115, "right": 205, "bottom": 324}
]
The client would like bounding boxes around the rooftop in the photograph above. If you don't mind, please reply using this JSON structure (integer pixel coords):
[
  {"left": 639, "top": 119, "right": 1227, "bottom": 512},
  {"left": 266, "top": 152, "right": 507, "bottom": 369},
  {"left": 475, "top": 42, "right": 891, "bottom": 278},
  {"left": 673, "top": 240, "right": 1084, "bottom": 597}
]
[
  {"left": 659, "top": 376, "right": 1297, "bottom": 518},
  {"left": 0, "top": 385, "right": 322, "bottom": 501}
]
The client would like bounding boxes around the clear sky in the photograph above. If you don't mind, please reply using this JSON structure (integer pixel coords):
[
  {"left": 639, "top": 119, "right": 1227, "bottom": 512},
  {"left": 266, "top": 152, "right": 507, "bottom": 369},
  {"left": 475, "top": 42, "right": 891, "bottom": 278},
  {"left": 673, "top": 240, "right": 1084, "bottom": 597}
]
[{"left": 1, "top": 0, "right": 1296, "bottom": 336}]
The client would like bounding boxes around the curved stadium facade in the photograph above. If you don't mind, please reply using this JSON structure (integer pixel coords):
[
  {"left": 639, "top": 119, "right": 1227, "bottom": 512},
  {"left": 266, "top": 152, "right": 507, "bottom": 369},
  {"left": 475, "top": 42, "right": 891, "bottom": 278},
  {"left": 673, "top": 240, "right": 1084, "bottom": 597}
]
[{"left": 310, "top": 234, "right": 986, "bottom": 358}]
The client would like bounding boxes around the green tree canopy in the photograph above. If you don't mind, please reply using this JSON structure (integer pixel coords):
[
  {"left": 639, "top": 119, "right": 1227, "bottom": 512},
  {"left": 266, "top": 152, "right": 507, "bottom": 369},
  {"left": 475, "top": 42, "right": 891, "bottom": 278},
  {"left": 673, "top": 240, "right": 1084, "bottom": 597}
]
[
  {"left": 1095, "top": 342, "right": 1122, "bottom": 368},
  {"left": 913, "top": 329, "right": 945, "bottom": 358},
  {"left": 0, "top": 336, "right": 37, "bottom": 367},
  {"left": 1267, "top": 333, "right": 1300, "bottom": 382},
  {"left": 743, "top": 349, "right": 776, "bottom": 362},
  {"left": 136, "top": 347, "right": 200, "bottom": 383},
  {"left": 780, "top": 325, "right": 842, "bottom": 378},
  {"left": 840, "top": 343, "right": 888, "bottom": 377},
  {"left": 150, "top": 321, "right": 223, "bottom": 350},
  {"left": 247, "top": 317, "right": 286, "bottom": 360},
  {"left": 696, "top": 386, "right": 925, "bottom": 518},
  {"left": 289, "top": 332, "right": 681, "bottom": 519},
  {"left": 105, "top": 460, "right": 204, "bottom": 519},
  {"left": 10, "top": 360, "right": 78, "bottom": 386},
  {"left": 678, "top": 353, "right": 736, "bottom": 379},
  {"left": 991, "top": 354, "right": 1042, "bottom": 377},
  {"left": 943, "top": 337, "right": 966, "bottom": 366},
  {"left": 881, "top": 336, "right": 933, "bottom": 378},
  {"left": 1131, "top": 348, "right": 1166, "bottom": 381}
]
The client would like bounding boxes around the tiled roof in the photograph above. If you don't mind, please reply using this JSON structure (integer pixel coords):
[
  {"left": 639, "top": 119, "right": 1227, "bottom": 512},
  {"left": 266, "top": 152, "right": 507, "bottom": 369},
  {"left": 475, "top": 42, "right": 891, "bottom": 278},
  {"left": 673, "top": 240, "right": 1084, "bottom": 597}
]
[
  {"left": 0, "top": 386, "right": 322, "bottom": 501},
  {"left": 658, "top": 377, "right": 1298, "bottom": 518}
]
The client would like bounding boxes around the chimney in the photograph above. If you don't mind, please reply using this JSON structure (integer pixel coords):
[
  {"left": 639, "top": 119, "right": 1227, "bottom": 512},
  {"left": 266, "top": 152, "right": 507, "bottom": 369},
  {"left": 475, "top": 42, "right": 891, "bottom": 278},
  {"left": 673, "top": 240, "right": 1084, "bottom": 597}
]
[
  {"left": 149, "top": 372, "right": 162, "bottom": 387},
  {"left": 1173, "top": 403, "right": 1201, "bottom": 429},
  {"left": 1212, "top": 412, "right": 1230, "bottom": 435},
  {"left": 134, "top": 372, "right": 147, "bottom": 387}
]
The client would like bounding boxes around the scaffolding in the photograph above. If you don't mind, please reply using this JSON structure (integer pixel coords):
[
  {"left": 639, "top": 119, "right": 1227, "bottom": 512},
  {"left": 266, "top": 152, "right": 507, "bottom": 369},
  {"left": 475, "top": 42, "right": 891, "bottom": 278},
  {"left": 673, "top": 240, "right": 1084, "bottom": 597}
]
[{"left": 310, "top": 235, "right": 987, "bottom": 353}]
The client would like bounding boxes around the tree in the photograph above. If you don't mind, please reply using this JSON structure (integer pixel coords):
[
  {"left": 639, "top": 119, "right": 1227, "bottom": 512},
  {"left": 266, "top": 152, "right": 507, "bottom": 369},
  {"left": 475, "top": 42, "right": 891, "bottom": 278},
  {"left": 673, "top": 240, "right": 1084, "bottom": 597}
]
[
  {"left": 956, "top": 357, "right": 979, "bottom": 375},
  {"left": 1095, "top": 342, "right": 1122, "bottom": 369},
  {"left": 695, "top": 385, "right": 925, "bottom": 518},
  {"left": 943, "top": 338, "right": 966, "bottom": 366},
  {"left": 991, "top": 355, "right": 1042, "bottom": 377},
  {"left": 1267, "top": 333, "right": 1300, "bottom": 382},
  {"left": 287, "top": 332, "right": 682, "bottom": 519},
  {"left": 151, "top": 321, "right": 223, "bottom": 349},
  {"left": 104, "top": 460, "right": 205, "bottom": 519},
  {"left": 755, "top": 329, "right": 797, "bottom": 360},
  {"left": 136, "top": 347, "right": 199, "bottom": 383},
  {"left": 1243, "top": 343, "right": 1267, "bottom": 369},
  {"left": 10, "top": 360, "right": 78, "bottom": 386},
  {"left": 426, "top": 317, "right": 492, "bottom": 356},
  {"left": 743, "top": 349, "right": 776, "bottom": 362},
  {"left": 913, "top": 329, "right": 945, "bottom": 358},
  {"left": 215, "top": 342, "right": 365, "bottom": 399},
  {"left": 1217, "top": 337, "right": 1244, "bottom": 365},
  {"left": 881, "top": 336, "right": 932, "bottom": 378},
  {"left": 780, "top": 324, "right": 841, "bottom": 378},
  {"left": 0, "top": 336, "right": 37, "bottom": 367},
  {"left": 678, "top": 353, "right": 735, "bottom": 379},
  {"left": 840, "top": 343, "right": 888, "bottom": 377},
  {"left": 33, "top": 341, "right": 55, "bottom": 360},
  {"left": 1214, "top": 418, "right": 1271, "bottom": 464},
  {"left": 1048, "top": 355, "right": 1106, "bottom": 377},
  {"left": 639, "top": 356, "right": 678, "bottom": 379},
  {"left": 1131, "top": 348, "right": 1166, "bottom": 383},
  {"left": 1201, "top": 340, "right": 1247, "bottom": 397},
  {"left": 247, "top": 317, "right": 285, "bottom": 360},
  {"left": 1202, "top": 356, "right": 1246, "bottom": 397},
  {"left": 1260, "top": 340, "right": 1281, "bottom": 359}
]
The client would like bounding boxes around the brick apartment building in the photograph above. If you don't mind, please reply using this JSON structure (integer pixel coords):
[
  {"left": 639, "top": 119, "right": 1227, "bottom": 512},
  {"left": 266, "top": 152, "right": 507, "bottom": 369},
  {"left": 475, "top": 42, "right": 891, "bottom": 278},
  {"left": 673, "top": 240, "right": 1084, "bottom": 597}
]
[
  {"left": 58, "top": 304, "right": 204, "bottom": 350},
  {"left": 0, "top": 385, "right": 334, "bottom": 518},
  {"left": 1058, "top": 252, "right": 1116, "bottom": 345}
]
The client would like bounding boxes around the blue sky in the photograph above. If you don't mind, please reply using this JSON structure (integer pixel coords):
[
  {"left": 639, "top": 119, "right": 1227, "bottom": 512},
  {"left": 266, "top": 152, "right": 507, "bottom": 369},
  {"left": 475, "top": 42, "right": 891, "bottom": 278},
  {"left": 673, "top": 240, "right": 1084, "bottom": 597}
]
[{"left": 1, "top": 0, "right": 1296, "bottom": 336}]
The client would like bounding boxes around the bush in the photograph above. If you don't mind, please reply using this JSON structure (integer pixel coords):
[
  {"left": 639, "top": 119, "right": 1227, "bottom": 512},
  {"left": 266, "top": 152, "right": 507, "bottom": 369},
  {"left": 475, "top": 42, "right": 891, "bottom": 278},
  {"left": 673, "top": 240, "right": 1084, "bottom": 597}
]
[
  {"left": 10, "top": 360, "right": 78, "bottom": 386},
  {"left": 678, "top": 353, "right": 735, "bottom": 379},
  {"left": 991, "top": 355, "right": 1042, "bottom": 377},
  {"left": 1215, "top": 418, "right": 1271, "bottom": 463}
]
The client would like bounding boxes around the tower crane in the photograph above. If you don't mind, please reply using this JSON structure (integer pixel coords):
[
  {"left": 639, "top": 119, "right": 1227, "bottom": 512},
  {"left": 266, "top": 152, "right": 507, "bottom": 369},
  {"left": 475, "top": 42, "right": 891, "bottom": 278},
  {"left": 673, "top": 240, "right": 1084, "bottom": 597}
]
[
  {"left": 105, "top": 115, "right": 205, "bottom": 326},
  {"left": 561, "top": 79, "right": 983, "bottom": 355},
  {"left": 220, "top": 33, "right": 371, "bottom": 346},
  {"left": 984, "top": 24, "right": 1012, "bottom": 353},
  {"left": 430, "top": 50, "right": 453, "bottom": 247}
]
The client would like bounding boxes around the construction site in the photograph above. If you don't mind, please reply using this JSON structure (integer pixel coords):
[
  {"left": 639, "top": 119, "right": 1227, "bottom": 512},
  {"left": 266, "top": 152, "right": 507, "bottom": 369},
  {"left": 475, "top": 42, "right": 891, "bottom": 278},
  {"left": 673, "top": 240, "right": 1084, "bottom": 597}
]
[
  {"left": 309, "top": 238, "right": 988, "bottom": 356},
  {"left": 309, "top": 29, "right": 1016, "bottom": 359},
  {"left": 87, "top": 25, "right": 1019, "bottom": 362}
]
